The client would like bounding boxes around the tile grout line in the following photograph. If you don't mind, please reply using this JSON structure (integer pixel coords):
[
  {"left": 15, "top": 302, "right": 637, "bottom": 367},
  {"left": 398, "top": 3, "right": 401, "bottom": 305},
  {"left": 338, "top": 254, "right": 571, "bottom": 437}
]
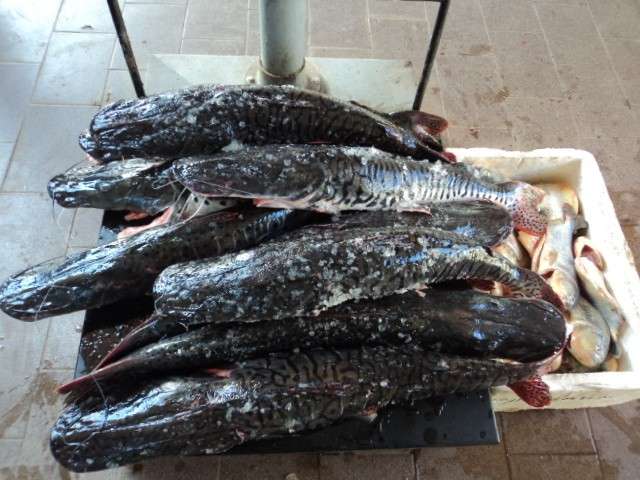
[
  {"left": 98, "top": 36, "right": 120, "bottom": 106},
  {"left": 584, "top": 409, "right": 607, "bottom": 480},
  {"left": 585, "top": 0, "right": 639, "bottom": 122},
  {"left": 531, "top": 2, "right": 583, "bottom": 143},
  {"left": 364, "top": 0, "right": 374, "bottom": 51},
  {"left": 497, "top": 414, "right": 515, "bottom": 480},
  {"left": 178, "top": 0, "right": 193, "bottom": 55}
]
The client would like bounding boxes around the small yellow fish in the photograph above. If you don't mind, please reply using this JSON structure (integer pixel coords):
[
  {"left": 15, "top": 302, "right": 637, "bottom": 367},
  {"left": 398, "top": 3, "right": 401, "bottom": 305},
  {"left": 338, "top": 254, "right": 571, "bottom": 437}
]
[{"left": 567, "top": 297, "right": 610, "bottom": 368}]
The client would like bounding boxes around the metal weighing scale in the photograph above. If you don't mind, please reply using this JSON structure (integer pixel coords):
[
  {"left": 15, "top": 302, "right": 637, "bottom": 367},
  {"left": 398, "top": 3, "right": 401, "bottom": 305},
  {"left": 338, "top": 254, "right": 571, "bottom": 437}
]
[{"left": 75, "top": 0, "right": 500, "bottom": 455}]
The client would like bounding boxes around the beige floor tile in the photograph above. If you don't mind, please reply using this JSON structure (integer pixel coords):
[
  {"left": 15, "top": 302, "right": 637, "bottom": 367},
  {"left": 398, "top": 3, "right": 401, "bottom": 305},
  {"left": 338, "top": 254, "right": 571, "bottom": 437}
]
[
  {"left": 490, "top": 32, "right": 562, "bottom": 98},
  {"left": 415, "top": 445, "right": 510, "bottom": 480},
  {"left": 16, "top": 370, "right": 73, "bottom": 468},
  {"left": 556, "top": 61, "right": 629, "bottom": 110},
  {"left": 320, "top": 452, "right": 413, "bottom": 480},
  {"left": 41, "top": 312, "right": 84, "bottom": 371},
  {"left": 183, "top": 0, "right": 246, "bottom": 40},
  {"left": 509, "top": 454, "right": 602, "bottom": 480},
  {"left": 446, "top": 126, "right": 515, "bottom": 150},
  {"left": 603, "top": 38, "right": 640, "bottom": 104},
  {"left": 0, "top": 0, "right": 62, "bottom": 62},
  {"left": 369, "top": 17, "right": 429, "bottom": 70},
  {"left": 32, "top": 32, "right": 115, "bottom": 106},
  {"left": 0, "top": 439, "right": 22, "bottom": 467},
  {"left": 0, "top": 64, "right": 39, "bottom": 143},
  {"left": 502, "top": 409, "right": 596, "bottom": 454},
  {"left": 309, "top": 0, "right": 371, "bottom": 49},
  {"left": 221, "top": 453, "right": 319, "bottom": 480},
  {"left": 588, "top": 0, "right": 640, "bottom": 39},
  {"left": 56, "top": 0, "right": 122, "bottom": 34},
  {"left": 609, "top": 190, "right": 640, "bottom": 226},
  {"left": 0, "top": 143, "right": 13, "bottom": 187},
  {"left": 503, "top": 97, "right": 579, "bottom": 149},
  {"left": 574, "top": 137, "right": 640, "bottom": 192},
  {"left": 112, "top": 3, "right": 187, "bottom": 70},
  {"left": 0, "top": 314, "right": 50, "bottom": 439},
  {"left": 68, "top": 208, "right": 103, "bottom": 248},
  {"left": 480, "top": 0, "right": 542, "bottom": 33},
  {"left": 310, "top": 47, "right": 371, "bottom": 58},
  {"left": 102, "top": 70, "right": 141, "bottom": 105},
  {"left": 245, "top": 8, "right": 259, "bottom": 55},
  {"left": 436, "top": 41, "right": 509, "bottom": 129},
  {"left": 570, "top": 103, "right": 638, "bottom": 140},
  {"left": 2, "top": 105, "right": 97, "bottom": 194},
  {"left": 426, "top": 0, "right": 489, "bottom": 43},
  {"left": 180, "top": 38, "right": 245, "bottom": 56},
  {"left": 367, "top": 0, "right": 426, "bottom": 20}
]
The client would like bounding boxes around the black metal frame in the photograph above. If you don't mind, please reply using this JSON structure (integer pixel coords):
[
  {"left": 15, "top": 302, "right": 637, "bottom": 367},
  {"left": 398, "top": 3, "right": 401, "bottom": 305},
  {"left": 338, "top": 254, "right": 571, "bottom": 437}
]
[{"left": 107, "top": 0, "right": 449, "bottom": 110}]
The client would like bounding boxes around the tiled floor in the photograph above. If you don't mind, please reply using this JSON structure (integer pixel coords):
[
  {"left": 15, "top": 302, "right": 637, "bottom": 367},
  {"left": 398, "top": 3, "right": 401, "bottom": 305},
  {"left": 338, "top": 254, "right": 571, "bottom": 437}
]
[{"left": 0, "top": 0, "right": 639, "bottom": 478}]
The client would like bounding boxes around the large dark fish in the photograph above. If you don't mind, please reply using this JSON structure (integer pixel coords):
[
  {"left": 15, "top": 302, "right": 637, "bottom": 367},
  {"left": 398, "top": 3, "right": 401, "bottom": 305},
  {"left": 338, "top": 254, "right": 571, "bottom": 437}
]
[
  {"left": 172, "top": 145, "right": 547, "bottom": 235},
  {"left": 58, "top": 290, "right": 565, "bottom": 394},
  {"left": 153, "top": 226, "right": 562, "bottom": 326},
  {"left": 334, "top": 201, "right": 512, "bottom": 247},
  {"left": 47, "top": 159, "right": 238, "bottom": 219},
  {"left": 51, "top": 346, "right": 541, "bottom": 472},
  {"left": 79, "top": 84, "right": 449, "bottom": 163},
  {"left": 0, "top": 209, "right": 312, "bottom": 320}
]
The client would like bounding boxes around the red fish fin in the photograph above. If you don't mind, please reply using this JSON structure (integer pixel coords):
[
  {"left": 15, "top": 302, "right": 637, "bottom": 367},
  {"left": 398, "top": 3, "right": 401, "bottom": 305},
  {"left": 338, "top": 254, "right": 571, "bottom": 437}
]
[
  {"left": 389, "top": 110, "right": 449, "bottom": 135},
  {"left": 508, "top": 375, "right": 551, "bottom": 408},
  {"left": 124, "top": 211, "right": 150, "bottom": 221},
  {"left": 205, "top": 368, "right": 232, "bottom": 378},
  {"left": 441, "top": 151, "right": 457, "bottom": 163},
  {"left": 117, "top": 207, "right": 174, "bottom": 239},
  {"left": 469, "top": 279, "right": 495, "bottom": 292}
]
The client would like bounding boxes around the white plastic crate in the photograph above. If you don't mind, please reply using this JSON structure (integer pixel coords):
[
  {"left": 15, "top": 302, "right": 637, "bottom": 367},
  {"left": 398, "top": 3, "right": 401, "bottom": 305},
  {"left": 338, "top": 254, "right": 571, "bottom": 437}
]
[{"left": 449, "top": 148, "right": 640, "bottom": 411}]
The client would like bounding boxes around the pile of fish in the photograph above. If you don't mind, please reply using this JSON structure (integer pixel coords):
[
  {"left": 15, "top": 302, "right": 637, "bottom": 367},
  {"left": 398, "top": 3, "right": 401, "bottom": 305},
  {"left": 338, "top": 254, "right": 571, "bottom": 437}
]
[{"left": 0, "top": 84, "right": 621, "bottom": 472}]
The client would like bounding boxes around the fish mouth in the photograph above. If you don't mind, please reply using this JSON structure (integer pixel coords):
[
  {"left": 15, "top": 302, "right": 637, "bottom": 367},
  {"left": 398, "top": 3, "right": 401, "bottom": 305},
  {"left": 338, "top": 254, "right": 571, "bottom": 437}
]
[{"left": 78, "top": 130, "right": 101, "bottom": 160}]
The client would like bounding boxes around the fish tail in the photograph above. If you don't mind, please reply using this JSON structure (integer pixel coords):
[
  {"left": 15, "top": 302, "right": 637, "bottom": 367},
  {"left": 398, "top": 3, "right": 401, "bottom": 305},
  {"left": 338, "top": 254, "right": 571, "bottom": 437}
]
[
  {"left": 57, "top": 359, "right": 130, "bottom": 394},
  {"left": 506, "top": 182, "right": 548, "bottom": 236}
]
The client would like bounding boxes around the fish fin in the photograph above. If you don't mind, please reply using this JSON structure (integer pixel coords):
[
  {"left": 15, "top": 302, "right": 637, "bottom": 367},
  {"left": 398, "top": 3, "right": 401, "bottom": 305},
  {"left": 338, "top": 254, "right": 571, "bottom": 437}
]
[
  {"left": 468, "top": 279, "right": 496, "bottom": 292},
  {"left": 389, "top": 110, "right": 449, "bottom": 136},
  {"left": 440, "top": 151, "right": 457, "bottom": 163},
  {"left": 117, "top": 207, "right": 174, "bottom": 239},
  {"left": 509, "top": 182, "right": 548, "bottom": 236},
  {"left": 124, "top": 211, "right": 150, "bottom": 221},
  {"left": 399, "top": 206, "right": 432, "bottom": 215},
  {"left": 205, "top": 368, "right": 232, "bottom": 378},
  {"left": 508, "top": 375, "right": 551, "bottom": 408}
]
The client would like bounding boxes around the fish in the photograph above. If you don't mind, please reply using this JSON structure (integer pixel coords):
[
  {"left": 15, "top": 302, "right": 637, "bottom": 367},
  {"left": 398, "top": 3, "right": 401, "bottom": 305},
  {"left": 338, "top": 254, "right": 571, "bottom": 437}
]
[
  {"left": 51, "top": 346, "right": 543, "bottom": 472},
  {"left": 79, "top": 84, "right": 449, "bottom": 163},
  {"left": 574, "top": 237, "right": 624, "bottom": 357},
  {"left": 331, "top": 201, "right": 513, "bottom": 247},
  {"left": 173, "top": 144, "right": 547, "bottom": 235},
  {"left": 493, "top": 233, "right": 530, "bottom": 268},
  {"left": 0, "top": 209, "right": 313, "bottom": 321},
  {"left": 47, "top": 158, "right": 239, "bottom": 224},
  {"left": 567, "top": 297, "right": 610, "bottom": 368},
  {"left": 153, "top": 226, "right": 563, "bottom": 327},
  {"left": 58, "top": 290, "right": 565, "bottom": 394},
  {"left": 536, "top": 203, "right": 579, "bottom": 310}
]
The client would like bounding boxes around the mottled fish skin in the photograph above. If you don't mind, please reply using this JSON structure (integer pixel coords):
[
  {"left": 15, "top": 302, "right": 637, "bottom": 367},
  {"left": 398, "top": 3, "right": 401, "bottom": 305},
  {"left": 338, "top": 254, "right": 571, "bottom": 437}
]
[
  {"left": 80, "top": 84, "right": 447, "bottom": 163},
  {"left": 0, "top": 209, "right": 312, "bottom": 321},
  {"left": 47, "top": 159, "right": 178, "bottom": 215},
  {"left": 59, "top": 290, "right": 565, "bottom": 394},
  {"left": 153, "top": 226, "right": 562, "bottom": 326},
  {"left": 172, "top": 145, "right": 547, "bottom": 234},
  {"left": 333, "top": 201, "right": 513, "bottom": 247},
  {"left": 51, "top": 346, "right": 539, "bottom": 472},
  {"left": 568, "top": 297, "right": 610, "bottom": 368}
]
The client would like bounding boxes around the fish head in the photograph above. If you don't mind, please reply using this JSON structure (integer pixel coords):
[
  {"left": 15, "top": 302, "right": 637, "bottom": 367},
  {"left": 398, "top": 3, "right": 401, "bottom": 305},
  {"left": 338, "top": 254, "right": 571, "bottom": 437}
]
[
  {"left": 173, "top": 149, "right": 325, "bottom": 202},
  {"left": 47, "top": 159, "right": 172, "bottom": 212},
  {"left": 507, "top": 182, "right": 548, "bottom": 236}
]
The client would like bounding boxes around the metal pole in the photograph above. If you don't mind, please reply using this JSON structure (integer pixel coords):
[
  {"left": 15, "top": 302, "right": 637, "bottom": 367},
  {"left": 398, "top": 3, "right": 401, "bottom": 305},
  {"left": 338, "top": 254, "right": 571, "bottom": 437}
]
[
  {"left": 107, "top": 0, "right": 146, "bottom": 98},
  {"left": 413, "top": 0, "right": 449, "bottom": 110},
  {"left": 259, "top": 0, "right": 307, "bottom": 80}
]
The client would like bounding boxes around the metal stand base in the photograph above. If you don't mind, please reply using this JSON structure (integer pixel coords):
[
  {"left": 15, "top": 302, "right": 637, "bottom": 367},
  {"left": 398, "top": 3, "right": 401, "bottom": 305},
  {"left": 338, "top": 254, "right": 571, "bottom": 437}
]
[{"left": 146, "top": 54, "right": 419, "bottom": 113}]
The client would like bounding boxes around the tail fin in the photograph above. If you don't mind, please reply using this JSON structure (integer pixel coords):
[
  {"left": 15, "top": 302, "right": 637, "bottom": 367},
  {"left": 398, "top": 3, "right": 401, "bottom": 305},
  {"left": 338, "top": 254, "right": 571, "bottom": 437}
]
[{"left": 507, "top": 182, "right": 548, "bottom": 236}]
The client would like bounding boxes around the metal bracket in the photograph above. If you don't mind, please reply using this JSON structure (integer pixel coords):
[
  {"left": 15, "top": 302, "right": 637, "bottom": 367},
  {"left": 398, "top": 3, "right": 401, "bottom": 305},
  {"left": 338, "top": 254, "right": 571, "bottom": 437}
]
[{"left": 107, "top": 0, "right": 448, "bottom": 111}]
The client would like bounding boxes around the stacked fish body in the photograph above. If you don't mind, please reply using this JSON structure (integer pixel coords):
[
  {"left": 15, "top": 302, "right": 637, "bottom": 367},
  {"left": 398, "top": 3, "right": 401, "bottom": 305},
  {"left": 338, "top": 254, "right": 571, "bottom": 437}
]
[
  {"left": 0, "top": 84, "right": 576, "bottom": 471},
  {"left": 52, "top": 346, "right": 545, "bottom": 472}
]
